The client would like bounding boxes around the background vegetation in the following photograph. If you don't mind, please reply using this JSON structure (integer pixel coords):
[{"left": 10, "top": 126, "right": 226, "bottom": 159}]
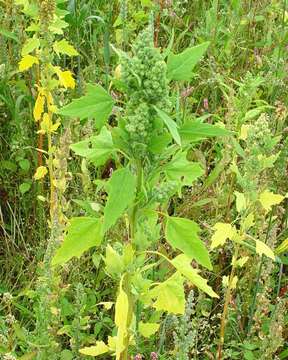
[{"left": 0, "top": 0, "right": 287, "bottom": 359}]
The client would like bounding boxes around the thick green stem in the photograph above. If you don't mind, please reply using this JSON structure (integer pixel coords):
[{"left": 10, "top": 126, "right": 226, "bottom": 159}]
[{"left": 120, "top": 160, "right": 143, "bottom": 360}]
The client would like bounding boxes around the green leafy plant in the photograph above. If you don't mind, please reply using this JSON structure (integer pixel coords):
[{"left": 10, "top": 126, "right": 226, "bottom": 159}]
[{"left": 52, "top": 25, "right": 231, "bottom": 359}]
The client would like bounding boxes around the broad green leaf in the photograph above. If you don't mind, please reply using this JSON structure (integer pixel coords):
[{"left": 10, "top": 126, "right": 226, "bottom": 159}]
[
  {"left": 259, "top": 190, "right": 284, "bottom": 212},
  {"left": 164, "top": 151, "right": 204, "bottom": 186},
  {"left": 79, "top": 341, "right": 109, "bottom": 356},
  {"left": 0, "top": 28, "right": 19, "bottom": 42},
  {"left": 255, "top": 240, "right": 275, "bottom": 260},
  {"left": 167, "top": 42, "right": 210, "bottom": 81},
  {"left": 148, "top": 132, "right": 172, "bottom": 153},
  {"left": 53, "top": 39, "right": 79, "bottom": 56},
  {"left": 70, "top": 126, "right": 114, "bottom": 166},
  {"left": 211, "top": 223, "right": 236, "bottom": 249},
  {"left": 171, "top": 254, "right": 218, "bottom": 298},
  {"left": 52, "top": 217, "right": 102, "bottom": 266},
  {"left": 153, "top": 106, "right": 181, "bottom": 146},
  {"left": 165, "top": 217, "right": 212, "bottom": 270},
  {"left": 149, "top": 272, "right": 185, "bottom": 314},
  {"left": 19, "top": 182, "right": 31, "bottom": 194},
  {"left": 115, "top": 276, "right": 129, "bottom": 359},
  {"left": 21, "top": 37, "right": 40, "bottom": 56},
  {"left": 179, "top": 120, "right": 232, "bottom": 142},
  {"left": 234, "top": 191, "right": 246, "bottom": 213},
  {"left": 103, "top": 168, "right": 136, "bottom": 233},
  {"left": 139, "top": 322, "right": 160, "bottom": 338},
  {"left": 58, "top": 84, "right": 114, "bottom": 128}
]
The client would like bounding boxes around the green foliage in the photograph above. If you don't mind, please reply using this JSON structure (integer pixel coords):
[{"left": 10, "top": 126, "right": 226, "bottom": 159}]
[
  {"left": 58, "top": 84, "right": 114, "bottom": 127},
  {"left": 52, "top": 217, "right": 102, "bottom": 266}
]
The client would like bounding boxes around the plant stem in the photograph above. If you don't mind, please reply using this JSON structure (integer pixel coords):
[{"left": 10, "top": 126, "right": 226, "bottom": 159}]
[
  {"left": 217, "top": 243, "right": 240, "bottom": 360},
  {"left": 246, "top": 210, "right": 273, "bottom": 334}
]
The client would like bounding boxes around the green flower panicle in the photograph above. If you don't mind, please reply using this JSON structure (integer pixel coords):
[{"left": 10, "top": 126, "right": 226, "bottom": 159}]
[{"left": 121, "top": 27, "right": 171, "bottom": 157}]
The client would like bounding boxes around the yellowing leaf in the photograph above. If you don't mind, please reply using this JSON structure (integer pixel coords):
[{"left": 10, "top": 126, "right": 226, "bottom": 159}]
[
  {"left": 233, "top": 256, "right": 249, "bottom": 268},
  {"left": 243, "top": 213, "right": 255, "bottom": 231},
  {"left": 211, "top": 223, "right": 236, "bottom": 249},
  {"left": 19, "top": 54, "right": 39, "bottom": 71},
  {"left": 98, "top": 302, "right": 113, "bottom": 310},
  {"left": 34, "top": 166, "right": 48, "bottom": 180},
  {"left": 171, "top": 255, "right": 219, "bottom": 298},
  {"left": 79, "top": 341, "right": 109, "bottom": 356},
  {"left": 275, "top": 238, "right": 288, "bottom": 255},
  {"left": 259, "top": 190, "right": 284, "bottom": 212},
  {"left": 148, "top": 272, "right": 185, "bottom": 315},
  {"left": 231, "top": 276, "right": 238, "bottom": 289},
  {"left": 115, "top": 276, "right": 129, "bottom": 360},
  {"left": 54, "top": 66, "right": 75, "bottom": 89},
  {"left": 21, "top": 37, "right": 40, "bottom": 56},
  {"left": 138, "top": 322, "right": 160, "bottom": 338},
  {"left": 234, "top": 191, "right": 246, "bottom": 213},
  {"left": 53, "top": 39, "right": 79, "bottom": 56},
  {"left": 239, "top": 124, "right": 251, "bottom": 140},
  {"left": 33, "top": 91, "right": 45, "bottom": 121},
  {"left": 255, "top": 240, "right": 275, "bottom": 260}
]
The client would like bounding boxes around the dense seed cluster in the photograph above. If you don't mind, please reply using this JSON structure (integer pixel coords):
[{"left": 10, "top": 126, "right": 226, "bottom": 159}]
[
  {"left": 151, "top": 181, "right": 177, "bottom": 203},
  {"left": 121, "top": 27, "right": 171, "bottom": 156}
]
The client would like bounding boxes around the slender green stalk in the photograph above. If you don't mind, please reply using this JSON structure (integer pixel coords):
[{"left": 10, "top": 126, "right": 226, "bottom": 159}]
[{"left": 217, "top": 243, "right": 240, "bottom": 360}]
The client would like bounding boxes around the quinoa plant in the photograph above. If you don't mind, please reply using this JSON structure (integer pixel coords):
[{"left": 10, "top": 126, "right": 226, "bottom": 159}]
[{"left": 51, "top": 25, "right": 230, "bottom": 359}]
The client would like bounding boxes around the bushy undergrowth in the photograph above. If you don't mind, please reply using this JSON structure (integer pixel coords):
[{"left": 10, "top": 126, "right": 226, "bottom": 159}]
[{"left": 0, "top": 1, "right": 287, "bottom": 360}]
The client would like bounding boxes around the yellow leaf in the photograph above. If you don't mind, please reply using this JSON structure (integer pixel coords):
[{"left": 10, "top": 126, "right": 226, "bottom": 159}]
[
  {"left": 79, "top": 341, "right": 109, "bottom": 356},
  {"left": 19, "top": 54, "right": 39, "bottom": 72},
  {"left": 239, "top": 124, "right": 251, "bottom": 140},
  {"left": 33, "top": 91, "right": 45, "bottom": 121},
  {"left": 259, "top": 190, "right": 284, "bottom": 212},
  {"left": 114, "top": 64, "right": 122, "bottom": 79},
  {"left": 138, "top": 322, "right": 160, "bottom": 338},
  {"left": 211, "top": 223, "right": 236, "bottom": 249},
  {"left": 108, "top": 336, "right": 116, "bottom": 351},
  {"left": 97, "top": 301, "right": 113, "bottom": 310},
  {"left": 234, "top": 191, "right": 246, "bottom": 213},
  {"left": 255, "top": 240, "right": 275, "bottom": 260},
  {"left": 233, "top": 256, "right": 249, "bottom": 268},
  {"left": 54, "top": 67, "right": 75, "bottom": 89},
  {"left": 243, "top": 213, "right": 255, "bottom": 231},
  {"left": 275, "top": 238, "right": 288, "bottom": 255},
  {"left": 115, "top": 276, "right": 129, "bottom": 360},
  {"left": 231, "top": 276, "right": 238, "bottom": 289},
  {"left": 34, "top": 166, "right": 48, "bottom": 180}
]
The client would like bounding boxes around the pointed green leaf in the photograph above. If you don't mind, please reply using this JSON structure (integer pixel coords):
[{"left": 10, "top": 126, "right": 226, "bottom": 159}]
[
  {"left": 153, "top": 106, "right": 181, "bottom": 146},
  {"left": 58, "top": 84, "right": 114, "bottom": 128},
  {"left": 103, "top": 168, "right": 136, "bottom": 233},
  {"left": 180, "top": 120, "right": 232, "bottom": 142},
  {"left": 164, "top": 151, "right": 204, "bottom": 186},
  {"left": 171, "top": 254, "right": 218, "bottom": 298},
  {"left": 167, "top": 42, "right": 210, "bottom": 81},
  {"left": 52, "top": 217, "right": 102, "bottom": 266},
  {"left": 70, "top": 126, "right": 114, "bottom": 166},
  {"left": 165, "top": 217, "right": 212, "bottom": 270}
]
